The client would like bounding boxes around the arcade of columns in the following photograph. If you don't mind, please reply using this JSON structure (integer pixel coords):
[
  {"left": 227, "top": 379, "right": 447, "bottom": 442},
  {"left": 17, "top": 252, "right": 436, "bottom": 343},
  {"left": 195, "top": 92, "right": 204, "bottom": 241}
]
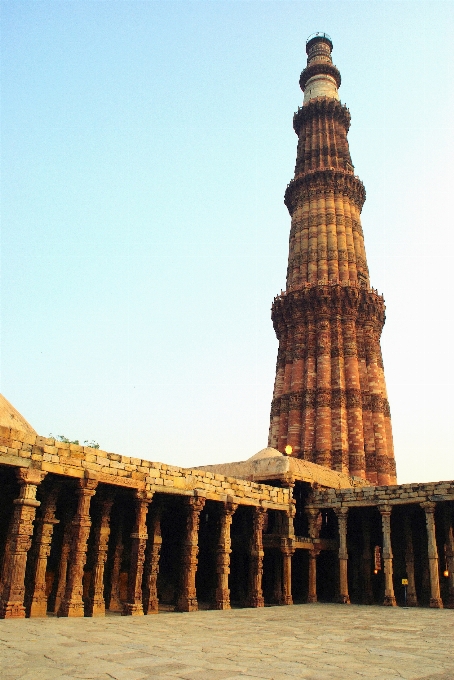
[
  {"left": 268, "top": 34, "right": 396, "bottom": 486},
  {"left": 0, "top": 458, "right": 453, "bottom": 619},
  {"left": 0, "top": 430, "right": 294, "bottom": 620}
]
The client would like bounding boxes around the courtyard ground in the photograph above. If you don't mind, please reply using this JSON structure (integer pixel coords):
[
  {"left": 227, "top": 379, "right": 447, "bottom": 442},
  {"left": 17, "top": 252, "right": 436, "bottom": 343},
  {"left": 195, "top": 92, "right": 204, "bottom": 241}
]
[{"left": 0, "top": 603, "right": 453, "bottom": 680}]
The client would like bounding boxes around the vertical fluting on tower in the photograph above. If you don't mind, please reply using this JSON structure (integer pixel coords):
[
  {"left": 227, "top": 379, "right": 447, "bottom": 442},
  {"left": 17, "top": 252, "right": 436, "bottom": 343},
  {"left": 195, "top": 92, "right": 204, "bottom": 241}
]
[{"left": 268, "top": 34, "right": 396, "bottom": 485}]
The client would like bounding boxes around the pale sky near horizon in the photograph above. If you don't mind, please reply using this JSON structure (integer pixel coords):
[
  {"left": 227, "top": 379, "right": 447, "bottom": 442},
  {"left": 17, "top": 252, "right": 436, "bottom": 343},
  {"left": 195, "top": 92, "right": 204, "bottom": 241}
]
[{"left": 1, "top": 1, "right": 453, "bottom": 485}]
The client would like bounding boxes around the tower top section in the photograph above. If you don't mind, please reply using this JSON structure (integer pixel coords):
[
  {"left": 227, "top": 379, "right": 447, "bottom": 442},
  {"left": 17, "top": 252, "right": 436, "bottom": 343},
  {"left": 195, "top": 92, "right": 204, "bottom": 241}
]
[{"left": 300, "top": 33, "right": 340, "bottom": 105}]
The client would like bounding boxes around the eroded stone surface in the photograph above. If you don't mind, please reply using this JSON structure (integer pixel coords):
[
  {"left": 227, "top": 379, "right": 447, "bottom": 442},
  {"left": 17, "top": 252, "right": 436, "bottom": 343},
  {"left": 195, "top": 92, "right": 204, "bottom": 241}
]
[{"left": 0, "top": 604, "right": 453, "bottom": 680}]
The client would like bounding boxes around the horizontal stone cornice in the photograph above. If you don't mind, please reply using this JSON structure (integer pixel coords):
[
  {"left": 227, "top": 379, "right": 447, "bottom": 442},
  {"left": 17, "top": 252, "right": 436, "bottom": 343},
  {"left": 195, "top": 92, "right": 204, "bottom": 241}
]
[
  {"left": 293, "top": 98, "right": 351, "bottom": 136},
  {"left": 284, "top": 169, "right": 365, "bottom": 214},
  {"left": 299, "top": 62, "right": 341, "bottom": 91},
  {"left": 271, "top": 284, "right": 385, "bottom": 333}
]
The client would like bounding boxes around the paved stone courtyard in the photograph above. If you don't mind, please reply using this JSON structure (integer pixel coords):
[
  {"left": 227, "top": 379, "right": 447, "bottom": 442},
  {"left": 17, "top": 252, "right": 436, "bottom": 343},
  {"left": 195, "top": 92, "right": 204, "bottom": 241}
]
[{"left": 0, "top": 604, "right": 453, "bottom": 680}]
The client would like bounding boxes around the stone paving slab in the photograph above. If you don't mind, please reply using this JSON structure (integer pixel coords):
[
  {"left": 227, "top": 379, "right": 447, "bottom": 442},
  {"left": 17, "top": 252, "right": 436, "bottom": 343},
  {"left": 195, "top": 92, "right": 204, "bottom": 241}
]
[{"left": 0, "top": 604, "right": 453, "bottom": 680}]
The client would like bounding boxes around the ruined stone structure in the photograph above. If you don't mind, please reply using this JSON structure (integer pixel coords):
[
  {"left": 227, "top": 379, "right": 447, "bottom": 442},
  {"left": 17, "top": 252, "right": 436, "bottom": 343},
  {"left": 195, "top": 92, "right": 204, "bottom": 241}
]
[
  {"left": 268, "top": 34, "right": 396, "bottom": 486},
  {"left": 0, "top": 424, "right": 452, "bottom": 618},
  {"left": 0, "top": 425, "right": 294, "bottom": 619},
  {"left": 0, "top": 34, "right": 452, "bottom": 620}
]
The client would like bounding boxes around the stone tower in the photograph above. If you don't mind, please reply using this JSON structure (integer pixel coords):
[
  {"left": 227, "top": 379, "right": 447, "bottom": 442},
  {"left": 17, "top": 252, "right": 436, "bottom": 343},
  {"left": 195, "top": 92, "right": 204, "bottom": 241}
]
[{"left": 268, "top": 34, "right": 396, "bottom": 486}]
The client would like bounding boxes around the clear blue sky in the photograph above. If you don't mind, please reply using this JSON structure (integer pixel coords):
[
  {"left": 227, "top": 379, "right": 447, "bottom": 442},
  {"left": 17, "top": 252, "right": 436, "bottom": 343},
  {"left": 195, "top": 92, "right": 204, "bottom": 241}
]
[{"left": 1, "top": 1, "right": 453, "bottom": 484}]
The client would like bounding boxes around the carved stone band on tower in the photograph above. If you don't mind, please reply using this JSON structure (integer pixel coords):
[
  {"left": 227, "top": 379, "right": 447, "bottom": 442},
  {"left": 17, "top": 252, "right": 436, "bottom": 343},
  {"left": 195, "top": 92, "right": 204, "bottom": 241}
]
[{"left": 268, "top": 34, "right": 397, "bottom": 486}]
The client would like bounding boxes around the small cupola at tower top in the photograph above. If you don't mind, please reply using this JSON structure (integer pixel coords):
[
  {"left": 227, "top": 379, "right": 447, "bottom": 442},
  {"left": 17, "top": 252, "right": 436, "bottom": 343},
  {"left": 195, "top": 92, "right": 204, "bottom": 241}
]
[{"left": 300, "top": 33, "right": 341, "bottom": 104}]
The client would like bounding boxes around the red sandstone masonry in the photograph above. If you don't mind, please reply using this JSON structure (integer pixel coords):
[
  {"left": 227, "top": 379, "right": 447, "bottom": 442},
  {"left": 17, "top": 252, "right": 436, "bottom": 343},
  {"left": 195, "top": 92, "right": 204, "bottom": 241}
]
[{"left": 268, "top": 36, "right": 396, "bottom": 485}]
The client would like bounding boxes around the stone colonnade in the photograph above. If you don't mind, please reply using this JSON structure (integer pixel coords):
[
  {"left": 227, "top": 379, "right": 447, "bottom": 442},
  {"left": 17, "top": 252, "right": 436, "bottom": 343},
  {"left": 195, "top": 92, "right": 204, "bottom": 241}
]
[
  {"left": 304, "top": 499, "right": 454, "bottom": 608},
  {"left": 0, "top": 467, "right": 295, "bottom": 619}
]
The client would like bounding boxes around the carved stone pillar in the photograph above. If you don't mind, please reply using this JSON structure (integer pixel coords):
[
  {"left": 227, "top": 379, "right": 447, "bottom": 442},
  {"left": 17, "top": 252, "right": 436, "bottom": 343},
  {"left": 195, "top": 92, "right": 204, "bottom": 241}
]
[
  {"left": 246, "top": 506, "right": 267, "bottom": 608},
  {"left": 0, "top": 468, "right": 47, "bottom": 619},
  {"left": 58, "top": 475, "right": 98, "bottom": 617},
  {"left": 143, "top": 505, "right": 162, "bottom": 614},
  {"left": 307, "top": 548, "right": 320, "bottom": 603},
  {"left": 281, "top": 539, "right": 295, "bottom": 605},
  {"left": 272, "top": 551, "right": 283, "bottom": 604},
  {"left": 108, "top": 518, "right": 124, "bottom": 612},
  {"left": 361, "top": 513, "right": 374, "bottom": 605},
  {"left": 306, "top": 506, "right": 320, "bottom": 603},
  {"left": 421, "top": 501, "right": 443, "bottom": 608},
  {"left": 334, "top": 507, "right": 350, "bottom": 604},
  {"left": 215, "top": 501, "right": 237, "bottom": 610},
  {"left": 306, "top": 506, "right": 321, "bottom": 540},
  {"left": 86, "top": 494, "right": 114, "bottom": 617},
  {"left": 123, "top": 491, "right": 153, "bottom": 616},
  {"left": 27, "top": 483, "right": 61, "bottom": 617},
  {"left": 379, "top": 505, "right": 396, "bottom": 606},
  {"left": 443, "top": 505, "right": 454, "bottom": 608},
  {"left": 50, "top": 509, "right": 72, "bottom": 614},
  {"left": 403, "top": 512, "right": 418, "bottom": 607},
  {"left": 177, "top": 495, "right": 206, "bottom": 612}
]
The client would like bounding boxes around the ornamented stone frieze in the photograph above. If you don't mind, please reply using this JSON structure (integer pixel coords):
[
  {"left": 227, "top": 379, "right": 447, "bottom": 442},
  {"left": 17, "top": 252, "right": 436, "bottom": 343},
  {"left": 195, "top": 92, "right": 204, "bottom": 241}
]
[
  {"left": 272, "top": 286, "right": 385, "bottom": 331},
  {"left": 293, "top": 98, "right": 350, "bottom": 136},
  {"left": 284, "top": 170, "right": 366, "bottom": 215}
]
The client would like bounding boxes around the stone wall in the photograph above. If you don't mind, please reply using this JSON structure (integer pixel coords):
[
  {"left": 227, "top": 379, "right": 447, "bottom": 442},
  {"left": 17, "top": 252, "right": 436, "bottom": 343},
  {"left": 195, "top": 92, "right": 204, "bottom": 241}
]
[
  {"left": 310, "top": 480, "right": 454, "bottom": 508},
  {"left": 0, "top": 426, "right": 291, "bottom": 510}
]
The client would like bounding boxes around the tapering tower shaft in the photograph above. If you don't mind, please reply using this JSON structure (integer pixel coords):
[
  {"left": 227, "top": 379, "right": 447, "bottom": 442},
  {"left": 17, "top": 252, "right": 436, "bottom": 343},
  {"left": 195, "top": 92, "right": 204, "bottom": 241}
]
[{"left": 268, "top": 34, "right": 396, "bottom": 485}]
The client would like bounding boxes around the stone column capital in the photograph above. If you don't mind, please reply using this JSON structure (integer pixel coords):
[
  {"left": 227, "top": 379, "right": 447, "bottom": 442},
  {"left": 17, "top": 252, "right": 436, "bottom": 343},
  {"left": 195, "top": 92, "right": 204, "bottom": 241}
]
[
  {"left": 78, "top": 477, "right": 98, "bottom": 494},
  {"left": 379, "top": 504, "right": 392, "bottom": 517},
  {"left": 187, "top": 495, "right": 206, "bottom": 513},
  {"left": 16, "top": 467, "right": 47, "bottom": 487},
  {"left": 281, "top": 475, "right": 295, "bottom": 490},
  {"left": 134, "top": 489, "right": 154, "bottom": 503},
  {"left": 421, "top": 501, "right": 437, "bottom": 514},
  {"left": 220, "top": 499, "right": 238, "bottom": 516}
]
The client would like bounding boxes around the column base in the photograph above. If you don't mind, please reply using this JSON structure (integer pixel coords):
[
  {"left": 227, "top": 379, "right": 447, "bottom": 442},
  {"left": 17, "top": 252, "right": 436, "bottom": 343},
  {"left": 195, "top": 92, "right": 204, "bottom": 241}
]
[
  {"left": 307, "top": 595, "right": 317, "bottom": 604},
  {"left": 108, "top": 597, "right": 123, "bottom": 613},
  {"left": 86, "top": 600, "right": 105, "bottom": 617},
  {"left": 145, "top": 599, "right": 159, "bottom": 614},
  {"left": 29, "top": 598, "right": 48, "bottom": 618},
  {"left": 281, "top": 595, "right": 293, "bottom": 606},
  {"left": 0, "top": 601, "right": 26, "bottom": 619},
  {"left": 122, "top": 602, "right": 144, "bottom": 616},
  {"left": 406, "top": 593, "right": 418, "bottom": 607},
  {"left": 383, "top": 596, "right": 397, "bottom": 606},
  {"left": 58, "top": 600, "right": 85, "bottom": 617},
  {"left": 214, "top": 590, "right": 231, "bottom": 609},
  {"left": 246, "top": 595, "right": 264, "bottom": 608},
  {"left": 215, "top": 600, "right": 231, "bottom": 610},
  {"left": 429, "top": 597, "right": 443, "bottom": 609},
  {"left": 336, "top": 594, "right": 351, "bottom": 604},
  {"left": 176, "top": 597, "right": 198, "bottom": 612}
]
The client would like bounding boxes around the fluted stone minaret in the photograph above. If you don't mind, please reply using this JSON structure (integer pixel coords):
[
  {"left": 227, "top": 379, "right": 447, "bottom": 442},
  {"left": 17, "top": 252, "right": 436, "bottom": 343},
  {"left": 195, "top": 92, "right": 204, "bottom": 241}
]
[{"left": 268, "top": 34, "right": 396, "bottom": 486}]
